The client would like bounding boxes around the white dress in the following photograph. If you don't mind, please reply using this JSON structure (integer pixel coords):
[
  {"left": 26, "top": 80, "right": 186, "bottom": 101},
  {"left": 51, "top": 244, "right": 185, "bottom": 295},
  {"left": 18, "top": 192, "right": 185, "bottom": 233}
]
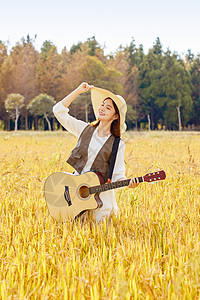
[{"left": 53, "top": 101, "right": 126, "bottom": 222}]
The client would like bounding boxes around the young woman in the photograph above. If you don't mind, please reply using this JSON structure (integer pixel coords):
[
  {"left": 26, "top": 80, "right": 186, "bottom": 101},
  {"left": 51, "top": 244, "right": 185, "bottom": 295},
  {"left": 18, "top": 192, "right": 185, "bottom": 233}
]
[{"left": 53, "top": 82, "right": 139, "bottom": 222}]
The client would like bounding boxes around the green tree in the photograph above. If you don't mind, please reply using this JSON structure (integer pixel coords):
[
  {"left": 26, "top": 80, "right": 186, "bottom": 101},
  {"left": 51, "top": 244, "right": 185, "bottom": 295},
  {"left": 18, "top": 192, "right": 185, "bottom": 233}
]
[
  {"left": 158, "top": 52, "right": 192, "bottom": 130},
  {"left": 185, "top": 49, "right": 194, "bottom": 70},
  {"left": 153, "top": 37, "right": 162, "bottom": 55},
  {"left": 123, "top": 66, "right": 141, "bottom": 130},
  {"left": 70, "top": 41, "right": 82, "bottom": 54},
  {"left": 138, "top": 43, "right": 164, "bottom": 129},
  {"left": 124, "top": 37, "right": 144, "bottom": 69},
  {"left": 189, "top": 55, "right": 200, "bottom": 126},
  {"left": 28, "top": 94, "right": 56, "bottom": 130},
  {"left": 126, "top": 104, "right": 137, "bottom": 129},
  {"left": 41, "top": 40, "right": 54, "bottom": 60},
  {"left": 138, "top": 39, "right": 192, "bottom": 130},
  {"left": 86, "top": 36, "right": 101, "bottom": 56},
  {"left": 5, "top": 93, "right": 25, "bottom": 131}
]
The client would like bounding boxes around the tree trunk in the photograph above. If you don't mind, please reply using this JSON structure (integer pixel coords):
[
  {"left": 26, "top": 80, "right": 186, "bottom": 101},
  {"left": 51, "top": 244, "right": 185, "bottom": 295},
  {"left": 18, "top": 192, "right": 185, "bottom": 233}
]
[
  {"left": 147, "top": 114, "right": 151, "bottom": 131},
  {"left": 176, "top": 106, "right": 182, "bottom": 131},
  {"left": 25, "top": 109, "right": 28, "bottom": 130},
  {"left": 7, "top": 118, "right": 10, "bottom": 131},
  {"left": 34, "top": 116, "right": 38, "bottom": 130},
  {"left": 85, "top": 102, "right": 88, "bottom": 123},
  {"left": 29, "top": 116, "right": 32, "bottom": 130},
  {"left": 44, "top": 112, "right": 51, "bottom": 131},
  {"left": 15, "top": 107, "right": 20, "bottom": 131},
  {"left": 135, "top": 105, "right": 138, "bottom": 131},
  {"left": 52, "top": 117, "right": 55, "bottom": 130}
]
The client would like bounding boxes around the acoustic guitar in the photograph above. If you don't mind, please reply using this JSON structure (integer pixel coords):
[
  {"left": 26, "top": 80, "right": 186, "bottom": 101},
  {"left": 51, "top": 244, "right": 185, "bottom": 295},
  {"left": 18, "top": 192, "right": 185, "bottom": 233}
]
[{"left": 44, "top": 170, "right": 166, "bottom": 221}]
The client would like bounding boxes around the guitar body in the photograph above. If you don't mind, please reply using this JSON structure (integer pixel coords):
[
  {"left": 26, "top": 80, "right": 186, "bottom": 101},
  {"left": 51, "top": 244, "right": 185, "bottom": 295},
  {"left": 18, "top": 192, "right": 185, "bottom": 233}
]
[
  {"left": 44, "top": 171, "right": 104, "bottom": 221},
  {"left": 44, "top": 169, "right": 166, "bottom": 221}
]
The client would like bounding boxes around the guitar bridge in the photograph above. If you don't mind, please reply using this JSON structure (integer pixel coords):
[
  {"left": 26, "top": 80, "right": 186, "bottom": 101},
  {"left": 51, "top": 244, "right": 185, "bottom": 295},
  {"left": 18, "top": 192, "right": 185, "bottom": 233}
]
[{"left": 64, "top": 186, "right": 72, "bottom": 206}]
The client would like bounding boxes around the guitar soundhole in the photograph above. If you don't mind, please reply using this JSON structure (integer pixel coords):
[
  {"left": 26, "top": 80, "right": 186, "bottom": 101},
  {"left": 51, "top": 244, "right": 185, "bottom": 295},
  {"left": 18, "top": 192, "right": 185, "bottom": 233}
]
[{"left": 79, "top": 185, "right": 90, "bottom": 199}]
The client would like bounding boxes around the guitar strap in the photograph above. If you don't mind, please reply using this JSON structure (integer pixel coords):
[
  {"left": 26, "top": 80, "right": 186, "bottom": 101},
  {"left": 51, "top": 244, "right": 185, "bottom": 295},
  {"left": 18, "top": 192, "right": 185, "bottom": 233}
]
[{"left": 108, "top": 137, "right": 121, "bottom": 182}]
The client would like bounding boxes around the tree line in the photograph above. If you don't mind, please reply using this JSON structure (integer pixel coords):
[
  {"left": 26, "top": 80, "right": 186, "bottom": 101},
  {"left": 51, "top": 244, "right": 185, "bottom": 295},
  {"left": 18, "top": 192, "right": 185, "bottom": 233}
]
[{"left": 0, "top": 35, "right": 199, "bottom": 131}]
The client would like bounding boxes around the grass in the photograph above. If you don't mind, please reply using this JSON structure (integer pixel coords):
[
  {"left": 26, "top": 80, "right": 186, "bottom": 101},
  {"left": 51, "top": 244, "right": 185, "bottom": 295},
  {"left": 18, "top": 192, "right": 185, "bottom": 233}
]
[{"left": 0, "top": 130, "right": 199, "bottom": 299}]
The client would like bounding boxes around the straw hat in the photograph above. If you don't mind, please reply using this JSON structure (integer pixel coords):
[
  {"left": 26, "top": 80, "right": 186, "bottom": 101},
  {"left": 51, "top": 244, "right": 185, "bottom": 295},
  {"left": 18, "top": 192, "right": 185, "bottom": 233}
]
[{"left": 91, "top": 87, "right": 127, "bottom": 134}]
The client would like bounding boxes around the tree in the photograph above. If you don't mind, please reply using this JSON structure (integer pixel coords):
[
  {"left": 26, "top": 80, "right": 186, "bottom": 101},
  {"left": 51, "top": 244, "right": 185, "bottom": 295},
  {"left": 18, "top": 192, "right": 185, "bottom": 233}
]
[
  {"left": 73, "top": 93, "right": 91, "bottom": 122},
  {"left": 153, "top": 37, "right": 162, "bottom": 55},
  {"left": 189, "top": 55, "right": 200, "bottom": 127},
  {"left": 80, "top": 55, "right": 122, "bottom": 92},
  {"left": 126, "top": 104, "right": 137, "bottom": 129},
  {"left": 0, "top": 41, "right": 7, "bottom": 69},
  {"left": 0, "top": 41, "right": 8, "bottom": 122},
  {"left": 58, "top": 44, "right": 88, "bottom": 101},
  {"left": 70, "top": 41, "right": 82, "bottom": 54},
  {"left": 5, "top": 93, "right": 25, "bottom": 131},
  {"left": 41, "top": 40, "right": 54, "bottom": 60},
  {"left": 138, "top": 39, "right": 193, "bottom": 130},
  {"left": 158, "top": 52, "right": 192, "bottom": 130},
  {"left": 124, "top": 38, "right": 144, "bottom": 69},
  {"left": 1, "top": 37, "right": 38, "bottom": 129},
  {"left": 138, "top": 44, "right": 164, "bottom": 129},
  {"left": 86, "top": 36, "right": 103, "bottom": 57},
  {"left": 113, "top": 39, "right": 145, "bottom": 130},
  {"left": 123, "top": 66, "right": 141, "bottom": 129},
  {"left": 107, "top": 48, "right": 129, "bottom": 85},
  {"left": 80, "top": 55, "right": 105, "bottom": 86},
  {"left": 28, "top": 94, "right": 56, "bottom": 130},
  {"left": 37, "top": 43, "right": 62, "bottom": 99},
  {"left": 185, "top": 49, "right": 194, "bottom": 70}
]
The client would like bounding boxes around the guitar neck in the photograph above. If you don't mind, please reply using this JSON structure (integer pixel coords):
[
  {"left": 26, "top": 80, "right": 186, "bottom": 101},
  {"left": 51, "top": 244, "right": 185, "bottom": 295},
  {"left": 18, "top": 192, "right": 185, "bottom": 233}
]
[{"left": 89, "top": 176, "right": 144, "bottom": 194}]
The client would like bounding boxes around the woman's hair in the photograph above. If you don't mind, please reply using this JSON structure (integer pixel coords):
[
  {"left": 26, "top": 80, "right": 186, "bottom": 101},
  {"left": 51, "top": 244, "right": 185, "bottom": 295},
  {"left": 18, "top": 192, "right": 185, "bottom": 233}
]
[{"left": 91, "top": 97, "right": 121, "bottom": 137}]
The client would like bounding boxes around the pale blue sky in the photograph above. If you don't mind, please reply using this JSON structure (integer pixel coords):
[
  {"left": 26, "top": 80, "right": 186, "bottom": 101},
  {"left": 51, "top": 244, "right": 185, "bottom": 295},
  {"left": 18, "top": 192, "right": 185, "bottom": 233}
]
[{"left": 0, "top": 0, "right": 200, "bottom": 56}]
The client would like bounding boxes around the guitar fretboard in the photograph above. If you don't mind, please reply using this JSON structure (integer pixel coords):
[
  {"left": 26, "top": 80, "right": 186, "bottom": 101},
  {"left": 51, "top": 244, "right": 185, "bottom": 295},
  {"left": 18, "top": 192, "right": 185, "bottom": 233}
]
[{"left": 89, "top": 176, "right": 143, "bottom": 194}]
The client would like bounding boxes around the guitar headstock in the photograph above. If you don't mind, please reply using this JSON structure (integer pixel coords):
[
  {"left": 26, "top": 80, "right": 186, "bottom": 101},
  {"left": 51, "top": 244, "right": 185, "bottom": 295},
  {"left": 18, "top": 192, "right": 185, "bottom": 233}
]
[{"left": 143, "top": 170, "right": 166, "bottom": 183}]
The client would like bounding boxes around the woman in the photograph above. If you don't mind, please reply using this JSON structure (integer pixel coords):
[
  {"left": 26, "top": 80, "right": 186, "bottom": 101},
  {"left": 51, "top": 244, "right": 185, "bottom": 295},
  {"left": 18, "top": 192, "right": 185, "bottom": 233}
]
[{"left": 53, "top": 82, "right": 139, "bottom": 222}]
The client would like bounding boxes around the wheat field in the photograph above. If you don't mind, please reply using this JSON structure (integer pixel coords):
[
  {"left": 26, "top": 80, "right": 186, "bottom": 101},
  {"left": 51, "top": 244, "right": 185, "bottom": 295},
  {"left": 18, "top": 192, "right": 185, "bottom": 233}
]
[{"left": 0, "top": 130, "right": 199, "bottom": 299}]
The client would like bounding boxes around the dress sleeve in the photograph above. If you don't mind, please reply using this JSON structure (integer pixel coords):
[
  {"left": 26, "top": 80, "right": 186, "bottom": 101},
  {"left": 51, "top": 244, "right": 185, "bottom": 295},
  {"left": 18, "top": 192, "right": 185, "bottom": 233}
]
[
  {"left": 111, "top": 139, "right": 126, "bottom": 182},
  {"left": 53, "top": 101, "right": 88, "bottom": 138}
]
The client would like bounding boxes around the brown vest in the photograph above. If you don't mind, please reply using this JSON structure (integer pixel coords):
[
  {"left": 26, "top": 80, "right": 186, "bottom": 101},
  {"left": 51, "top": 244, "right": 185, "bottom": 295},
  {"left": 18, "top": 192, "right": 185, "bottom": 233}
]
[{"left": 67, "top": 124, "right": 115, "bottom": 182}]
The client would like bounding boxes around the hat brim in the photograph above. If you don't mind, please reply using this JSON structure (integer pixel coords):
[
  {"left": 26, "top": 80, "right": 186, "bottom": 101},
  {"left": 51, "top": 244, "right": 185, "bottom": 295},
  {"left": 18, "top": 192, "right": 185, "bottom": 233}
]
[{"left": 91, "top": 87, "right": 127, "bottom": 134}]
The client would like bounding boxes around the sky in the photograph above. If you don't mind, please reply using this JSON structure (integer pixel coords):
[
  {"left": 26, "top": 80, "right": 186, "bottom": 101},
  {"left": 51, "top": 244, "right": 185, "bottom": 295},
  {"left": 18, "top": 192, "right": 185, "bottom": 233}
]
[{"left": 0, "top": 0, "right": 200, "bottom": 57}]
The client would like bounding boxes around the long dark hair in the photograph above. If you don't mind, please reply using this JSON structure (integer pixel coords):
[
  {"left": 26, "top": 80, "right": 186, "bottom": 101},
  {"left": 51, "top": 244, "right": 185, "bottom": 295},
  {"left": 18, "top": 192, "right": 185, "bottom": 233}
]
[{"left": 91, "top": 97, "right": 121, "bottom": 137}]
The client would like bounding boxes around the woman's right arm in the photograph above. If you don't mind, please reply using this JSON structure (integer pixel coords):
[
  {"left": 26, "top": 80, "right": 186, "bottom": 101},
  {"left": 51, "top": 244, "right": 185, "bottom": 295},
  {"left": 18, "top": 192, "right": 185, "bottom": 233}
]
[
  {"left": 53, "top": 82, "right": 94, "bottom": 137},
  {"left": 61, "top": 82, "right": 94, "bottom": 108}
]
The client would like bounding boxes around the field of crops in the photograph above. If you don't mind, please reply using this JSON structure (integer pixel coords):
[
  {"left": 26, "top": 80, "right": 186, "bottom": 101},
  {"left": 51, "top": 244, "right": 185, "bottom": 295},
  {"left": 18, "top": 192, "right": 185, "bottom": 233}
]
[{"left": 0, "top": 130, "right": 199, "bottom": 299}]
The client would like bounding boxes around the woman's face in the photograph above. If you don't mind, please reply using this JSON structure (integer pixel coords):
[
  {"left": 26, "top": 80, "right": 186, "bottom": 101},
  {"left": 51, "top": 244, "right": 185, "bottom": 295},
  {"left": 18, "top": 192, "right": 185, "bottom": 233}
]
[{"left": 97, "top": 98, "right": 118, "bottom": 122}]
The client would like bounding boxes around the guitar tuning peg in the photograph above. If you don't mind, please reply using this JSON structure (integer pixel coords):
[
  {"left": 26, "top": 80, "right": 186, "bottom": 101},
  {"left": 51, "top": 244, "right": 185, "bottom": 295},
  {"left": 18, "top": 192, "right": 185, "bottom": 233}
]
[{"left": 151, "top": 181, "right": 158, "bottom": 185}]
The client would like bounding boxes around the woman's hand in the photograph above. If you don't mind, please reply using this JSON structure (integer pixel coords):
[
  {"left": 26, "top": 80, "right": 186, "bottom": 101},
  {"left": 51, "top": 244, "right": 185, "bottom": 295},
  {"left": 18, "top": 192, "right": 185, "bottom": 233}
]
[
  {"left": 60, "top": 82, "right": 94, "bottom": 108},
  {"left": 77, "top": 82, "right": 94, "bottom": 94},
  {"left": 128, "top": 177, "right": 140, "bottom": 188}
]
